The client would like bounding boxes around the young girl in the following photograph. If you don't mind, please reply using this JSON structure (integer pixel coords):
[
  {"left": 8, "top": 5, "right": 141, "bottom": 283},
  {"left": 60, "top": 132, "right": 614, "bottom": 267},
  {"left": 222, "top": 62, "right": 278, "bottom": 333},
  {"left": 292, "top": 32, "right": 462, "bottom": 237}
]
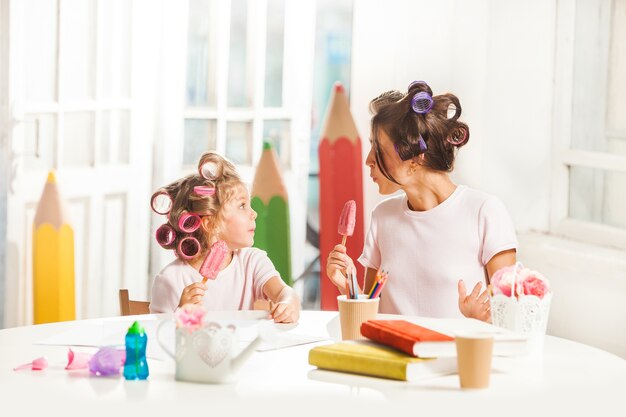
[
  {"left": 326, "top": 80, "right": 517, "bottom": 321},
  {"left": 150, "top": 152, "right": 300, "bottom": 323}
]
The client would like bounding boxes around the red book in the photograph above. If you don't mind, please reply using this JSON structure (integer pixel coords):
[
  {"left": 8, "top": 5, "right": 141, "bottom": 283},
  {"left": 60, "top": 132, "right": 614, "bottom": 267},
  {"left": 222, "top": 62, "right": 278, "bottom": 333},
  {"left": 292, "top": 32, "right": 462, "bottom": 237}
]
[
  {"left": 360, "top": 320, "right": 454, "bottom": 357},
  {"left": 361, "top": 319, "right": 528, "bottom": 357}
]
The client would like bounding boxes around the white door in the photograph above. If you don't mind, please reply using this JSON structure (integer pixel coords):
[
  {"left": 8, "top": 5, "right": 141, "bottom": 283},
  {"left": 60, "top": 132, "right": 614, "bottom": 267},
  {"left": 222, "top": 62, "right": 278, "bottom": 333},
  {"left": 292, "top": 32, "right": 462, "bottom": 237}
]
[{"left": 4, "top": 0, "right": 155, "bottom": 326}]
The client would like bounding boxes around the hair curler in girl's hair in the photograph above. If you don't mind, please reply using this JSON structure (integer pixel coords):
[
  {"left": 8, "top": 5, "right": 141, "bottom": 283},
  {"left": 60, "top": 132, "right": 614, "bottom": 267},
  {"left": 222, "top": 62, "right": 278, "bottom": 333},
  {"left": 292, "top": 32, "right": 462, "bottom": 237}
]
[
  {"left": 155, "top": 223, "right": 176, "bottom": 247},
  {"left": 151, "top": 190, "right": 173, "bottom": 215},
  {"left": 193, "top": 186, "right": 215, "bottom": 196},
  {"left": 178, "top": 211, "right": 202, "bottom": 233},
  {"left": 177, "top": 236, "right": 201, "bottom": 260}
]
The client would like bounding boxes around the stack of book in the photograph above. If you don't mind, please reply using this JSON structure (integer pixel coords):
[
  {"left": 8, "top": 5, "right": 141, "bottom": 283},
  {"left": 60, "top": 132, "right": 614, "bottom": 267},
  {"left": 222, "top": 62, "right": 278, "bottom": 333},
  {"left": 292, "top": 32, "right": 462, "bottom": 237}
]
[{"left": 308, "top": 318, "right": 527, "bottom": 381}]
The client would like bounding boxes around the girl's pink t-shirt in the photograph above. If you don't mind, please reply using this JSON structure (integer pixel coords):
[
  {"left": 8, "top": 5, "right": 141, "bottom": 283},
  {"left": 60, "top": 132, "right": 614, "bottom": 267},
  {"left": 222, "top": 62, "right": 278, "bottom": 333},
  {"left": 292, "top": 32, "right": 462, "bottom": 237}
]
[
  {"left": 150, "top": 247, "right": 278, "bottom": 313},
  {"left": 358, "top": 185, "right": 517, "bottom": 318}
]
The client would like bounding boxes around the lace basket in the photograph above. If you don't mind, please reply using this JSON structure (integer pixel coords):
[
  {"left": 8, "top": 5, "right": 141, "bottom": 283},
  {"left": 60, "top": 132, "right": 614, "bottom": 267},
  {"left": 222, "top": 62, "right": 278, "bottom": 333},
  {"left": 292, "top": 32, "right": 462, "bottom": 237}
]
[{"left": 491, "top": 293, "right": 552, "bottom": 336}]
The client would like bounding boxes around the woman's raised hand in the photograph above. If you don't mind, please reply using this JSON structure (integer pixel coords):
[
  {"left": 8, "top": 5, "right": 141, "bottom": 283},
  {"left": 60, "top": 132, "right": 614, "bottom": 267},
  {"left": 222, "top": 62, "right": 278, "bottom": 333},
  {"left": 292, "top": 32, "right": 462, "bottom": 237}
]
[
  {"left": 457, "top": 280, "right": 491, "bottom": 322},
  {"left": 326, "top": 244, "right": 355, "bottom": 293}
]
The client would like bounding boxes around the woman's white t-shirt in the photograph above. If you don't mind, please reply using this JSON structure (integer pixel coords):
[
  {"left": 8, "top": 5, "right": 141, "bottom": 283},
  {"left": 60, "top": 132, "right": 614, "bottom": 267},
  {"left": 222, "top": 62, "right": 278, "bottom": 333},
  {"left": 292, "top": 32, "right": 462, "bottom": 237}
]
[
  {"left": 150, "top": 247, "right": 278, "bottom": 313},
  {"left": 358, "top": 185, "right": 517, "bottom": 318}
]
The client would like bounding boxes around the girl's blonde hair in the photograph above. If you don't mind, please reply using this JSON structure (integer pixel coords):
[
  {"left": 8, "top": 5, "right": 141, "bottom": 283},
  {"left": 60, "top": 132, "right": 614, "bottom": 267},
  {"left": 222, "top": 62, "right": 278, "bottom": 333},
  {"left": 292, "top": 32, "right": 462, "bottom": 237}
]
[{"left": 152, "top": 152, "right": 244, "bottom": 260}]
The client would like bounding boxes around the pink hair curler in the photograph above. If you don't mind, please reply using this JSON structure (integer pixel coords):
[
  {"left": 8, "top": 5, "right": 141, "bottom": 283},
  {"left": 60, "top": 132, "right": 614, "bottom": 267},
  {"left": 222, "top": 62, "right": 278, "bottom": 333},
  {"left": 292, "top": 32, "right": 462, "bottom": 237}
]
[
  {"left": 447, "top": 126, "right": 468, "bottom": 146},
  {"left": 194, "top": 186, "right": 216, "bottom": 196},
  {"left": 151, "top": 191, "right": 173, "bottom": 215},
  {"left": 198, "top": 161, "right": 221, "bottom": 180},
  {"left": 155, "top": 223, "right": 176, "bottom": 247},
  {"left": 178, "top": 212, "right": 202, "bottom": 233},
  {"left": 178, "top": 236, "right": 201, "bottom": 259}
]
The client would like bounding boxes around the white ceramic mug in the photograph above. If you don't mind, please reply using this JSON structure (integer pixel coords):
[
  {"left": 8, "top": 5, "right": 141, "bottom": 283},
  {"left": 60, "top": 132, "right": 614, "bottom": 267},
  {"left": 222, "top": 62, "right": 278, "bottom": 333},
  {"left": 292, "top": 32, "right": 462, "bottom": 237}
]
[{"left": 157, "top": 320, "right": 261, "bottom": 384}]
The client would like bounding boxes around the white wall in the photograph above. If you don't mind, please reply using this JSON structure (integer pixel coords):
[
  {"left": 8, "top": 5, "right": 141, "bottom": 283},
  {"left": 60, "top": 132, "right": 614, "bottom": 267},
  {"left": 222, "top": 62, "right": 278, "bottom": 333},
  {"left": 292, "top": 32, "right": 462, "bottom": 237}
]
[{"left": 351, "top": 0, "right": 626, "bottom": 358}]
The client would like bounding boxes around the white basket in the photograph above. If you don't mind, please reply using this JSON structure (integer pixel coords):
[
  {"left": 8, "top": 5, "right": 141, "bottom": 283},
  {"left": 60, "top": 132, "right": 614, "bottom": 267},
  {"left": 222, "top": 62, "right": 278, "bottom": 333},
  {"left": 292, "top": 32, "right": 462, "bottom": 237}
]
[{"left": 491, "top": 293, "right": 552, "bottom": 336}]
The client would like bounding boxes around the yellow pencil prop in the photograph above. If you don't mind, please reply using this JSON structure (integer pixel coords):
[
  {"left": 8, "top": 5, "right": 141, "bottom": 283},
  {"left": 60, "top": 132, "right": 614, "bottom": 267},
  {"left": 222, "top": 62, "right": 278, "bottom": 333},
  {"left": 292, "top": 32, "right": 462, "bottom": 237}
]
[{"left": 33, "top": 171, "right": 76, "bottom": 324}]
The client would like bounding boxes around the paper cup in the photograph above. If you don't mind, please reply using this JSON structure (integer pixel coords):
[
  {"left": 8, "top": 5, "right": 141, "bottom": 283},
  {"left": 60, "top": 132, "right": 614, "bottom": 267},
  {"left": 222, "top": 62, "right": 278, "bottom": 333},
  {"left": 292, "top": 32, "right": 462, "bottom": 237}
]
[
  {"left": 455, "top": 332, "right": 494, "bottom": 389},
  {"left": 337, "top": 295, "right": 379, "bottom": 340}
]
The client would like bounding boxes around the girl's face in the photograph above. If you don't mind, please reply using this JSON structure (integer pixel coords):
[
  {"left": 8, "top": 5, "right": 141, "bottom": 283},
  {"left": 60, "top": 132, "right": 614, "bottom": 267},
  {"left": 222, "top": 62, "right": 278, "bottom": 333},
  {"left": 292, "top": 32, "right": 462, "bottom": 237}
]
[
  {"left": 216, "top": 185, "right": 257, "bottom": 250},
  {"left": 365, "top": 128, "right": 407, "bottom": 194}
]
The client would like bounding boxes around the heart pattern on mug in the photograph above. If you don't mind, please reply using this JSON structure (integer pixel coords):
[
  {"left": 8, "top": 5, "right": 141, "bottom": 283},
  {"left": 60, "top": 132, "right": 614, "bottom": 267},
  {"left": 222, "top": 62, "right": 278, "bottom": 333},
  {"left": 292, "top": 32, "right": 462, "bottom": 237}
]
[{"left": 192, "top": 322, "right": 235, "bottom": 368}]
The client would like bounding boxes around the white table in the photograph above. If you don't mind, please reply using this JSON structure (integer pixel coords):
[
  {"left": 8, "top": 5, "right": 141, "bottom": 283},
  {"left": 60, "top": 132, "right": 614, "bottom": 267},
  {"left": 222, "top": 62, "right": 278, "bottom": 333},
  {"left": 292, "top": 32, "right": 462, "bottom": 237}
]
[{"left": 1, "top": 311, "right": 625, "bottom": 417}]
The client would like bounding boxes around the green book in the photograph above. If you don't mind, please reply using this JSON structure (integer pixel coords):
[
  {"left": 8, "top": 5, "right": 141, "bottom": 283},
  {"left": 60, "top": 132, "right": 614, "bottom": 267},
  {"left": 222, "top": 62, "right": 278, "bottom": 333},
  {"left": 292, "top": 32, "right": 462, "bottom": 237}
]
[{"left": 308, "top": 342, "right": 457, "bottom": 381}]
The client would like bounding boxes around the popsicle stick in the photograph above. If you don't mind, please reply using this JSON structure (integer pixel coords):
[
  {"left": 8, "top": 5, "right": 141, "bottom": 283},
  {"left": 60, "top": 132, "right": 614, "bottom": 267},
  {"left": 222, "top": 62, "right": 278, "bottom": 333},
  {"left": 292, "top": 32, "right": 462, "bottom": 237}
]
[{"left": 341, "top": 234, "right": 347, "bottom": 246}]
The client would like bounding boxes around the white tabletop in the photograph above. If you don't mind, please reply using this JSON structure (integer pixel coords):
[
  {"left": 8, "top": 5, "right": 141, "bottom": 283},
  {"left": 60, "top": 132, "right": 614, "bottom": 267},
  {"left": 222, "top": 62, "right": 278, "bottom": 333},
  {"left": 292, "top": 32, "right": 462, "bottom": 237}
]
[{"left": 1, "top": 310, "right": 625, "bottom": 416}]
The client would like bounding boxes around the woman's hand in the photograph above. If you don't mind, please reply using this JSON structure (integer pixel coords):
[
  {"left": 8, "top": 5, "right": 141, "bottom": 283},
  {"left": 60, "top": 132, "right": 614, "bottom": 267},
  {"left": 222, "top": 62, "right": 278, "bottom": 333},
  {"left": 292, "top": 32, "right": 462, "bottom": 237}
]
[
  {"left": 178, "top": 282, "right": 206, "bottom": 307},
  {"left": 326, "top": 244, "right": 355, "bottom": 293},
  {"left": 457, "top": 280, "right": 491, "bottom": 322}
]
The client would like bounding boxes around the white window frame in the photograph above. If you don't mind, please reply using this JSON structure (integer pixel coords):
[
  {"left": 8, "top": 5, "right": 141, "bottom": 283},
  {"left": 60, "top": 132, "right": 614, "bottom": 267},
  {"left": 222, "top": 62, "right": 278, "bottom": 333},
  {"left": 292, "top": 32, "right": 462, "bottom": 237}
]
[
  {"left": 182, "top": 0, "right": 304, "bottom": 182},
  {"left": 551, "top": 0, "right": 626, "bottom": 250},
  {"left": 150, "top": 0, "right": 315, "bottom": 283}
]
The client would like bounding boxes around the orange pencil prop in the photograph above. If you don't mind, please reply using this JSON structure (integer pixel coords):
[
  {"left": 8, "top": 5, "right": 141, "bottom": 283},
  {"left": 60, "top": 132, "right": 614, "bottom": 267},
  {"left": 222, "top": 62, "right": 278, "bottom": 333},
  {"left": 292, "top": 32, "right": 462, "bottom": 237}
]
[
  {"left": 33, "top": 171, "right": 76, "bottom": 324},
  {"left": 319, "top": 83, "right": 364, "bottom": 310}
]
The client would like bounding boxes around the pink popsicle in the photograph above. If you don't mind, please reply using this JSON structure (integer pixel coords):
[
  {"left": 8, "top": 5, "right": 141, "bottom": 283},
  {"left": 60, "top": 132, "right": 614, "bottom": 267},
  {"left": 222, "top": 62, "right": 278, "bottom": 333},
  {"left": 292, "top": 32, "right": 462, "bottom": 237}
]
[
  {"left": 200, "top": 240, "right": 229, "bottom": 283},
  {"left": 338, "top": 200, "right": 356, "bottom": 245}
]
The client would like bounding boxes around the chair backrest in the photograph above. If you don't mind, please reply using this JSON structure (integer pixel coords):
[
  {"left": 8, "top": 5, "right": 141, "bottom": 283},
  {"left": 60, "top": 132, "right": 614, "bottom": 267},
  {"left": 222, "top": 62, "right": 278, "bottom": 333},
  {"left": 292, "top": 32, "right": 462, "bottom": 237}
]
[{"left": 119, "top": 289, "right": 151, "bottom": 316}]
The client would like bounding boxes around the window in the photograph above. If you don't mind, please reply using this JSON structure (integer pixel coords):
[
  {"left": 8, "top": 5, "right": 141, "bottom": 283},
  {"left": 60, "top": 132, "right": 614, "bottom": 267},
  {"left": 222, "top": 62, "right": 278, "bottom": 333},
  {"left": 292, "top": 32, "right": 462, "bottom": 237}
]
[
  {"left": 183, "top": 0, "right": 300, "bottom": 179},
  {"left": 552, "top": 0, "right": 626, "bottom": 249}
]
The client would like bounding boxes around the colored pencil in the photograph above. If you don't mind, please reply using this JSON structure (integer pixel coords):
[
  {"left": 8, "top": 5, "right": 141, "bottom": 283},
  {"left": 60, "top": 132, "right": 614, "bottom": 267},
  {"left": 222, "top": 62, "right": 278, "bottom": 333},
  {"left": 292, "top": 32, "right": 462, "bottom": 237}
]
[
  {"left": 319, "top": 82, "right": 364, "bottom": 310},
  {"left": 33, "top": 171, "right": 76, "bottom": 324},
  {"left": 251, "top": 142, "right": 292, "bottom": 285}
]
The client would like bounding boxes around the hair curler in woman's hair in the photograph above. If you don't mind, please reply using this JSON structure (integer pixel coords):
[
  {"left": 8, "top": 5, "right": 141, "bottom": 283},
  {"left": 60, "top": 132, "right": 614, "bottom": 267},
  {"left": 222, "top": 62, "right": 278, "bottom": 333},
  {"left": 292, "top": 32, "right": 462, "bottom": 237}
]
[
  {"left": 411, "top": 91, "right": 434, "bottom": 114},
  {"left": 155, "top": 223, "right": 176, "bottom": 247},
  {"left": 177, "top": 236, "right": 201, "bottom": 259},
  {"left": 178, "top": 211, "right": 202, "bottom": 233},
  {"left": 447, "top": 126, "right": 469, "bottom": 146},
  {"left": 151, "top": 190, "right": 173, "bottom": 215}
]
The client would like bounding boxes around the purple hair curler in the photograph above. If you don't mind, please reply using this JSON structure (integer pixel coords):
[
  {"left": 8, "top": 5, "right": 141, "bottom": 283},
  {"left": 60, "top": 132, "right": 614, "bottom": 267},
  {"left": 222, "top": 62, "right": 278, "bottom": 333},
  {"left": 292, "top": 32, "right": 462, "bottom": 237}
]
[
  {"left": 155, "top": 224, "right": 176, "bottom": 247},
  {"left": 418, "top": 135, "right": 427, "bottom": 152},
  {"left": 151, "top": 191, "right": 173, "bottom": 215},
  {"left": 178, "top": 211, "right": 202, "bottom": 233},
  {"left": 408, "top": 80, "right": 427, "bottom": 91},
  {"left": 178, "top": 236, "right": 201, "bottom": 259},
  {"left": 194, "top": 186, "right": 215, "bottom": 196},
  {"left": 411, "top": 92, "right": 434, "bottom": 114}
]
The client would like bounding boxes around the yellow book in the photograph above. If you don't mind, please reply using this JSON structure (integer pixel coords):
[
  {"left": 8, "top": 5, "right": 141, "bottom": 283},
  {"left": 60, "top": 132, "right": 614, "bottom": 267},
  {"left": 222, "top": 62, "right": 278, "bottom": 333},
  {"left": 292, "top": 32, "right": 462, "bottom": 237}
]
[{"left": 308, "top": 342, "right": 457, "bottom": 381}]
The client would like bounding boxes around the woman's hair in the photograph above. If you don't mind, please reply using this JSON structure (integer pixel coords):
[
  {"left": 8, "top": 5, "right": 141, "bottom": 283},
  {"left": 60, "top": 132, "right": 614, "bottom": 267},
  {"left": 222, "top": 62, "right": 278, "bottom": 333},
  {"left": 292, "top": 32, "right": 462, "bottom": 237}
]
[
  {"left": 369, "top": 80, "right": 470, "bottom": 184},
  {"left": 151, "top": 152, "right": 244, "bottom": 260}
]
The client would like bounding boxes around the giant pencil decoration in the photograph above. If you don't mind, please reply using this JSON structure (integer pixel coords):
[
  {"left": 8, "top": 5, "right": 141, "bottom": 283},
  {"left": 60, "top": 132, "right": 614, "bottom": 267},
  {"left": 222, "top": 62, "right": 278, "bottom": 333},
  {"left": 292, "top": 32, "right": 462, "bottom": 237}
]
[
  {"left": 33, "top": 171, "right": 75, "bottom": 324},
  {"left": 319, "top": 82, "right": 364, "bottom": 310},
  {"left": 251, "top": 142, "right": 292, "bottom": 285}
]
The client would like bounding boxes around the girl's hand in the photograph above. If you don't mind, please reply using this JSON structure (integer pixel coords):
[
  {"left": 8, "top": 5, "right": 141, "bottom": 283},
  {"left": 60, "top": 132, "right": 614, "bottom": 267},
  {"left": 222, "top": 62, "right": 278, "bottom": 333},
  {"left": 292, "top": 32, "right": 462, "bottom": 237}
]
[
  {"left": 178, "top": 282, "right": 207, "bottom": 307},
  {"left": 457, "top": 280, "right": 491, "bottom": 322},
  {"left": 326, "top": 244, "right": 355, "bottom": 293},
  {"left": 269, "top": 300, "right": 300, "bottom": 324}
]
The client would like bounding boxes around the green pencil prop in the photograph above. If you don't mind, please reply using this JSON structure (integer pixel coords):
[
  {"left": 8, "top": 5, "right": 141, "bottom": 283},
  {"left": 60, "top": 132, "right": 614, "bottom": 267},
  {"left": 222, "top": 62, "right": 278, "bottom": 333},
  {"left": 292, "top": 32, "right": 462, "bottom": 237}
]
[{"left": 251, "top": 142, "right": 292, "bottom": 285}]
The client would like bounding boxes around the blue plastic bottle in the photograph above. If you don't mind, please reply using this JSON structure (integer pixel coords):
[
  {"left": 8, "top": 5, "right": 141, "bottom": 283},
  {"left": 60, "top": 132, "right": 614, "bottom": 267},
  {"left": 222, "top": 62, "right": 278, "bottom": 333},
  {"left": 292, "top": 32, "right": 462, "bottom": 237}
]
[{"left": 123, "top": 321, "right": 149, "bottom": 380}]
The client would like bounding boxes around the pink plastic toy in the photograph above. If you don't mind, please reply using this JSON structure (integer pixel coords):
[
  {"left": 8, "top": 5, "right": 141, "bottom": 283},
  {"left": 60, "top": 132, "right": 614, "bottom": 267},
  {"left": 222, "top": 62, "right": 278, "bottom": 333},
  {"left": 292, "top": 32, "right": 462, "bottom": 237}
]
[
  {"left": 200, "top": 240, "right": 229, "bottom": 283},
  {"left": 338, "top": 200, "right": 356, "bottom": 245},
  {"left": 13, "top": 356, "right": 48, "bottom": 371}
]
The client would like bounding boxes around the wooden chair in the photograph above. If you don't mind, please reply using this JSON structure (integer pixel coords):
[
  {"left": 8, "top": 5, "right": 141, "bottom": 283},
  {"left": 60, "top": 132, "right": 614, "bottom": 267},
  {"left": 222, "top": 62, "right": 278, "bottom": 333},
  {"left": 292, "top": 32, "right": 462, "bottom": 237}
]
[{"left": 119, "top": 289, "right": 151, "bottom": 316}]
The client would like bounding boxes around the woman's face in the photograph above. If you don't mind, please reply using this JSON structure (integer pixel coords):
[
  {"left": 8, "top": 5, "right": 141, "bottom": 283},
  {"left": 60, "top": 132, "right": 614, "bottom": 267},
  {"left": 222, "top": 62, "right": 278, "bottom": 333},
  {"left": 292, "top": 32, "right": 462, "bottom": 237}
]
[{"left": 365, "top": 128, "right": 408, "bottom": 194}]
